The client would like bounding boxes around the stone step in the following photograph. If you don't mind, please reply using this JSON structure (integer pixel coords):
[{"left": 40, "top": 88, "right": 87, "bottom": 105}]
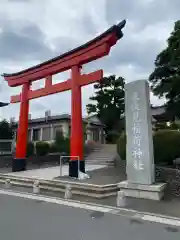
[
  {"left": 92, "top": 149, "right": 117, "bottom": 152},
  {"left": 86, "top": 161, "right": 115, "bottom": 166},
  {"left": 85, "top": 143, "right": 117, "bottom": 164},
  {"left": 85, "top": 156, "right": 116, "bottom": 159},
  {"left": 0, "top": 174, "right": 118, "bottom": 199},
  {"left": 85, "top": 158, "right": 114, "bottom": 162},
  {"left": 85, "top": 157, "right": 113, "bottom": 160},
  {"left": 88, "top": 151, "right": 116, "bottom": 154},
  {"left": 86, "top": 161, "right": 114, "bottom": 164},
  {"left": 92, "top": 150, "right": 116, "bottom": 153}
]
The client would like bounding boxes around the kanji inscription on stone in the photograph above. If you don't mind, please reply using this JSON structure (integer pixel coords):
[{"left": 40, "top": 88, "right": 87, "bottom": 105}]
[{"left": 125, "top": 80, "right": 155, "bottom": 185}]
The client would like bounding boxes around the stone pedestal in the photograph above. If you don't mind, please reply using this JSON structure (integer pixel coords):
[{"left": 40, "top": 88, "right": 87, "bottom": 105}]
[
  {"left": 118, "top": 181, "right": 166, "bottom": 201},
  {"left": 119, "top": 80, "right": 166, "bottom": 200}
]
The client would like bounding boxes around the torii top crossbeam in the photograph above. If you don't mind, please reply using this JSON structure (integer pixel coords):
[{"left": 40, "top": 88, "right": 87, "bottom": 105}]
[
  {"left": 0, "top": 102, "right": 9, "bottom": 107},
  {"left": 3, "top": 20, "right": 126, "bottom": 87},
  {"left": 2, "top": 20, "right": 126, "bottom": 176}
]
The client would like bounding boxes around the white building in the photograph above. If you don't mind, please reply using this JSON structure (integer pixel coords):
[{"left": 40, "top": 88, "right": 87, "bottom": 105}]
[{"left": 11, "top": 113, "right": 106, "bottom": 144}]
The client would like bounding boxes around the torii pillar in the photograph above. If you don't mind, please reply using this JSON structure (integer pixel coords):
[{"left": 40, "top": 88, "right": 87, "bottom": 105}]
[
  {"left": 70, "top": 66, "right": 84, "bottom": 175},
  {"left": 14, "top": 82, "right": 30, "bottom": 171}
]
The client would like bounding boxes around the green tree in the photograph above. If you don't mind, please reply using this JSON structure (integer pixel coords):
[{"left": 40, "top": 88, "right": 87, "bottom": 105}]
[
  {"left": 86, "top": 75, "right": 125, "bottom": 142},
  {"left": 54, "top": 130, "right": 70, "bottom": 154},
  {"left": 149, "top": 20, "right": 180, "bottom": 118},
  {"left": 0, "top": 120, "right": 14, "bottom": 139}
]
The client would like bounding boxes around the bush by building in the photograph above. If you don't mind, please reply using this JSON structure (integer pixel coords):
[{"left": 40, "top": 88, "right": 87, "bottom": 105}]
[
  {"left": 0, "top": 120, "right": 14, "bottom": 139},
  {"left": 117, "top": 130, "right": 180, "bottom": 166},
  {"left": 54, "top": 131, "right": 70, "bottom": 154},
  {"left": 49, "top": 142, "right": 58, "bottom": 153},
  {"left": 27, "top": 141, "right": 34, "bottom": 156},
  {"left": 36, "top": 141, "right": 50, "bottom": 156}
]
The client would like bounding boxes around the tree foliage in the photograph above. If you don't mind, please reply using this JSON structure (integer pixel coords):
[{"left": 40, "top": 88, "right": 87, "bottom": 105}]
[
  {"left": 54, "top": 130, "right": 70, "bottom": 154},
  {"left": 149, "top": 20, "right": 180, "bottom": 118},
  {"left": 36, "top": 141, "right": 50, "bottom": 156},
  {"left": 86, "top": 75, "right": 125, "bottom": 142},
  {"left": 117, "top": 130, "right": 180, "bottom": 166},
  {"left": 0, "top": 120, "right": 14, "bottom": 139}
]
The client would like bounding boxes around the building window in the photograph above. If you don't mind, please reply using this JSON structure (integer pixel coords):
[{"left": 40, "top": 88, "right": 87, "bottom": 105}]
[
  {"left": 42, "top": 127, "right": 51, "bottom": 141},
  {"left": 92, "top": 129, "right": 99, "bottom": 142},
  {"left": 28, "top": 129, "right": 31, "bottom": 141},
  {"left": 32, "top": 129, "right": 40, "bottom": 141},
  {"left": 53, "top": 125, "right": 63, "bottom": 139}
]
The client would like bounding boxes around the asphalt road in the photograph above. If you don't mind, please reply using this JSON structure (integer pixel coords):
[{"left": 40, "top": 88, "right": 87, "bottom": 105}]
[{"left": 0, "top": 193, "right": 180, "bottom": 240}]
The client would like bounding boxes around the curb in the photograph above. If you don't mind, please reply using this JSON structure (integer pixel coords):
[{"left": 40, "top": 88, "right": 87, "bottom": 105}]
[{"left": 0, "top": 174, "right": 119, "bottom": 199}]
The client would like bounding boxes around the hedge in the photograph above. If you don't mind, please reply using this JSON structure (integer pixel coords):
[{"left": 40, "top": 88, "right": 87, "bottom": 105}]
[
  {"left": 49, "top": 142, "right": 58, "bottom": 153},
  {"left": 117, "top": 130, "right": 180, "bottom": 165},
  {"left": 27, "top": 141, "right": 34, "bottom": 156},
  {"left": 36, "top": 141, "right": 50, "bottom": 156},
  {"left": 117, "top": 132, "right": 126, "bottom": 161}
]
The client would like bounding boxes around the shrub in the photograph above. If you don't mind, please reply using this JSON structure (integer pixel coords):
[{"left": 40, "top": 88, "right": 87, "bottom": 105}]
[
  {"left": 54, "top": 131, "right": 70, "bottom": 154},
  {"left": 0, "top": 120, "right": 14, "bottom": 139},
  {"left": 49, "top": 142, "right": 58, "bottom": 153},
  {"left": 59, "top": 137, "right": 70, "bottom": 154},
  {"left": 117, "top": 132, "right": 126, "bottom": 161},
  {"left": 27, "top": 141, "right": 34, "bottom": 156},
  {"left": 106, "top": 130, "right": 120, "bottom": 144},
  {"left": 117, "top": 130, "right": 180, "bottom": 165},
  {"left": 153, "top": 130, "right": 180, "bottom": 165},
  {"left": 36, "top": 141, "right": 50, "bottom": 156},
  {"left": 154, "top": 122, "right": 180, "bottom": 131}
]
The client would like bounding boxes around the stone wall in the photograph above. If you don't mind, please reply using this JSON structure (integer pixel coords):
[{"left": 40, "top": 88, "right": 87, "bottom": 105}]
[
  {"left": 116, "top": 159, "right": 180, "bottom": 197},
  {"left": 155, "top": 166, "right": 180, "bottom": 197},
  {"left": 1, "top": 155, "right": 180, "bottom": 197},
  {"left": 0, "top": 154, "right": 61, "bottom": 169}
]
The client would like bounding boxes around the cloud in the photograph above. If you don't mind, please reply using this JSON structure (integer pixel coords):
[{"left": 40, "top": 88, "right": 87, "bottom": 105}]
[
  {"left": 8, "top": 0, "right": 31, "bottom": 2},
  {"left": 105, "top": 0, "right": 180, "bottom": 29},
  {"left": 0, "top": 0, "right": 178, "bottom": 121},
  {"left": 0, "top": 20, "right": 53, "bottom": 62}
]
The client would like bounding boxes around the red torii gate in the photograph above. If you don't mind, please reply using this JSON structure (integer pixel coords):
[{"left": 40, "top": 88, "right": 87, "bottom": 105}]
[{"left": 3, "top": 20, "right": 126, "bottom": 178}]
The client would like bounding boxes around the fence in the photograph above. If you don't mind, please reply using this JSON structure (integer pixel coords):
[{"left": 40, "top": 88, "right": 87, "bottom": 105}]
[{"left": 0, "top": 139, "right": 14, "bottom": 155}]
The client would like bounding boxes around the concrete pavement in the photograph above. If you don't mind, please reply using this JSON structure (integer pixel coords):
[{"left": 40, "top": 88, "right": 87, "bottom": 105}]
[
  {"left": 0, "top": 190, "right": 179, "bottom": 239},
  {"left": 6, "top": 164, "right": 106, "bottom": 180}
]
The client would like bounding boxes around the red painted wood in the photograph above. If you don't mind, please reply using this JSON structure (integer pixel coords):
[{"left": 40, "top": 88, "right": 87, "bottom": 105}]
[
  {"left": 11, "top": 94, "right": 21, "bottom": 103},
  {"left": 70, "top": 66, "right": 83, "bottom": 161},
  {"left": 4, "top": 35, "right": 115, "bottom": 87},
  {"left": 79, "top": 69, "right": 103, "bottom": 87},
  {"left": 45, "top": 76, "right": 52, "bottom": 88},
  {"left": 15, "top": 82, "right": 30, "bottom": 159},
  {"left": 11, "top": 70, "right": 103, "bottom": 103}
]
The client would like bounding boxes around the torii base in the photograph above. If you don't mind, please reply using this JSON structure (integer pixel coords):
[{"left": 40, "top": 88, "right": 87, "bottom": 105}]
[
  {"left": 69, "top": 160, "right": 85, "bottom": 178},
  {"left": 12, "top": 158, "right": 27, "bottom": 172}
]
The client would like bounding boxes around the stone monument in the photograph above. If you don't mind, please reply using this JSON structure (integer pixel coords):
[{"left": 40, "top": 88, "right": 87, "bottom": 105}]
[{"left": 118, "top": 80, "right": 166, "bottom": 200}]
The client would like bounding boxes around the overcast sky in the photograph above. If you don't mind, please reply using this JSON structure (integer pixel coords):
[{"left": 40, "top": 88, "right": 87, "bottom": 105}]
[{"left": 0, "top": 0, "right": 179, "bottom": 121}]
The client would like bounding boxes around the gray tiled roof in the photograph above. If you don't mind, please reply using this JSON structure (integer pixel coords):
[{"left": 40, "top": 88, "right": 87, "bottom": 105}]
[
  {"left": 12, "top": 113, "right": 104, "bottom": 126},
  {"left": 28, "top": 114, "right": 71, "bottom": 123},
  {"left": 11, "top": 105, "right": 166, "bottom": 127}
]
